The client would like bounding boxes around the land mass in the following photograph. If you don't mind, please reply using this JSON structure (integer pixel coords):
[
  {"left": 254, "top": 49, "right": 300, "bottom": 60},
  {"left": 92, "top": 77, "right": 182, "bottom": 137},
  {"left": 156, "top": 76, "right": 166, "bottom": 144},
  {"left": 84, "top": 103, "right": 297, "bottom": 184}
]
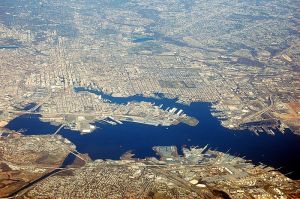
[{"left": 0, "top": 0, "right": 300, "bottom": 134}]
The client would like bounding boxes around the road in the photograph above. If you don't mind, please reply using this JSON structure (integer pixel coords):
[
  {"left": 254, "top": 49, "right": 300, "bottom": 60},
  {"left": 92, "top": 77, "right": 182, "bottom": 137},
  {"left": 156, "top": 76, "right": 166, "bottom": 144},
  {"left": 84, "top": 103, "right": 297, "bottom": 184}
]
[{"left": 241, "top": 95, "right": 274, "bottom": 123}]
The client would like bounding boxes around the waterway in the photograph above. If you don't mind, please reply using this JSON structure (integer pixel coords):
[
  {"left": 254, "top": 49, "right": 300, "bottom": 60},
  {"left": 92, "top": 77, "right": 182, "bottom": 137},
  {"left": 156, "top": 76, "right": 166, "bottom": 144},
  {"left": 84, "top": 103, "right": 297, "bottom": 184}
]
[
  {"left": 0, "top": 45, "right": 19, "bottom": 49},
  {"left": 74, "top": 87, "right": 182, "bottom": 105},
  {"left": 5, "top": 89, "right": 300, "bottom": 180},
  {"left": 132, "top": 37, "right": 155, "bottom": 43}
]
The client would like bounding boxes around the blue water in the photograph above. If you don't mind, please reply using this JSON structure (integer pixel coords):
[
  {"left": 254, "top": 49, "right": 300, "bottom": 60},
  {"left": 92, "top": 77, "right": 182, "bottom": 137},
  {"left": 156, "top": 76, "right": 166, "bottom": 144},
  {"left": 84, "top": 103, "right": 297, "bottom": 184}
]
[
  {"left": 132, "top": 37, "right": 154, "bottom": 43},
  {"left": 74, "top": 87, "right": 183, "bottom": 106},
  {"left": 23, "top": 103, "right": 37, "bottom": 111},
  {"left": 0, "top": 45, "right": 19, "bottom": 49},
  {"left": 5, "top": 94, "right": 300, "bottom": 180}
]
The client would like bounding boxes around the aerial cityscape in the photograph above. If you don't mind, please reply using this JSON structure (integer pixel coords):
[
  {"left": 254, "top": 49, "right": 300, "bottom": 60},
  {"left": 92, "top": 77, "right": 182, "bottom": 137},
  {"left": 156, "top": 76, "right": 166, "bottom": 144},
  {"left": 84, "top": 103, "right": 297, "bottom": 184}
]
[
  {"left": 1, "top": 135, "right": 300, "bottom": 198},
  {"left": 0, "top": 0, "right": 300, "bottom": 198}
]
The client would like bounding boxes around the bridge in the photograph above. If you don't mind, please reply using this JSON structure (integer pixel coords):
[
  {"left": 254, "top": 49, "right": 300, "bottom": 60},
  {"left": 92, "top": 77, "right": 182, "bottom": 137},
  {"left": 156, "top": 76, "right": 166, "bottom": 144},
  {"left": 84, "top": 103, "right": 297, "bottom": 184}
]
[
  {"left": 27, "top": 92, "right": 52, "bottom": 112},
  {"left": 53, "top": 124, "right": 65, "bottom": 135}
]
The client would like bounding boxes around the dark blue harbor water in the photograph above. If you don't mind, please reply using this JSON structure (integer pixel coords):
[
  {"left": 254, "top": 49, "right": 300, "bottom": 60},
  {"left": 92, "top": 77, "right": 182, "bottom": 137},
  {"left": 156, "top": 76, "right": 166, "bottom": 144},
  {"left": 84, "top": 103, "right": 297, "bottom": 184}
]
[
  {"left": 74, "top": 87, "right": 175, "bottom": 105},
  {"left": 23, "top": 103, "right": 37, "bottom": 111},
  {"left": 6, "top": 92, "right": 300, "bottom": 180}
]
